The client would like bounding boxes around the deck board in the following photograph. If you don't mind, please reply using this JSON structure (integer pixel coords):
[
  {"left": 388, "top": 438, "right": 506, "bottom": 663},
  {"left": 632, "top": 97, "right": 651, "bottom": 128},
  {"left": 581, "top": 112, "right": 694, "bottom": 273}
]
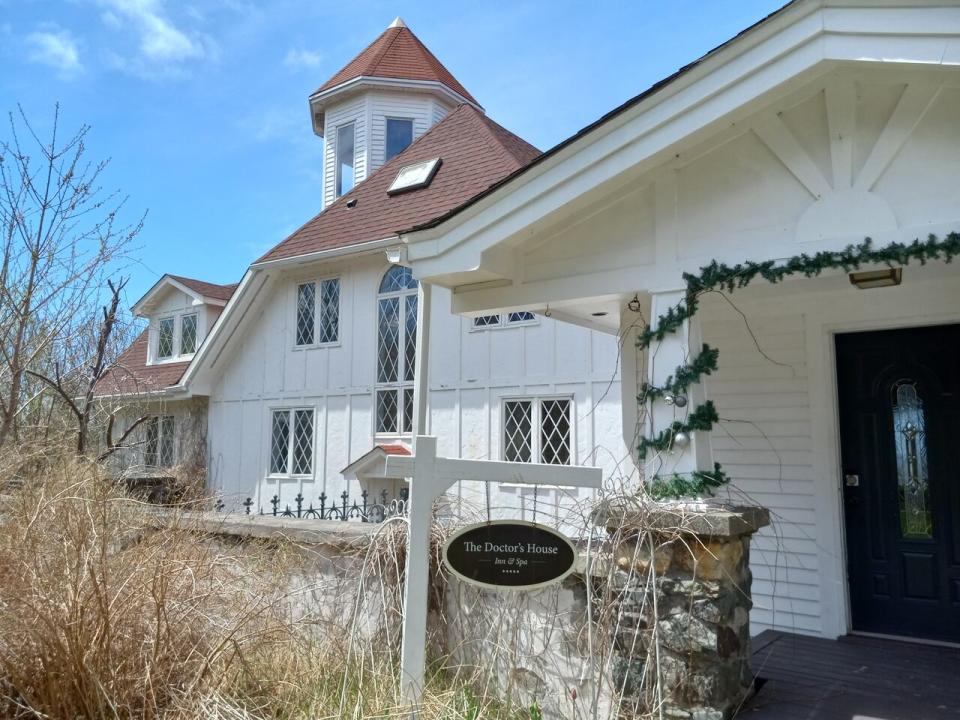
[{"left": 738, "top": 630, "right": 960, "bottom": 719}]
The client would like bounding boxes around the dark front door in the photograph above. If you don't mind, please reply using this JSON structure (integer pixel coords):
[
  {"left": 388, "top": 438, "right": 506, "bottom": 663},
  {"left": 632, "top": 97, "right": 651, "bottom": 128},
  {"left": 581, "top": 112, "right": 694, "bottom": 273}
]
[{"left": 837, "top": 324, "right": 960, "bottom": 643}]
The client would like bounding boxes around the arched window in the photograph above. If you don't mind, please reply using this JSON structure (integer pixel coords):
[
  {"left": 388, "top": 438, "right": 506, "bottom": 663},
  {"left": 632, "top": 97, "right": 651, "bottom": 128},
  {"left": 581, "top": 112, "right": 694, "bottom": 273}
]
[{"left": 376, "top": 266, "right": 418, "bottom": 434}]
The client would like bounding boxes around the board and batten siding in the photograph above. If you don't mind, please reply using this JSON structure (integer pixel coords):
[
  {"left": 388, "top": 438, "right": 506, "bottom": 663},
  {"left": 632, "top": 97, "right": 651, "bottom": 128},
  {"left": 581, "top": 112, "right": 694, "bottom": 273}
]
[{"left": 206, "top": 253, "right": 628, "bottom": 520}]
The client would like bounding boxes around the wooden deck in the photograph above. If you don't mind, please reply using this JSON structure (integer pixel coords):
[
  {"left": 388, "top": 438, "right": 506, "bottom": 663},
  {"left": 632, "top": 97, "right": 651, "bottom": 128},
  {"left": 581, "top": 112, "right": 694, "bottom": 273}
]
[{"left": 739, "top": 630, "right": 960, "bottom": 719}]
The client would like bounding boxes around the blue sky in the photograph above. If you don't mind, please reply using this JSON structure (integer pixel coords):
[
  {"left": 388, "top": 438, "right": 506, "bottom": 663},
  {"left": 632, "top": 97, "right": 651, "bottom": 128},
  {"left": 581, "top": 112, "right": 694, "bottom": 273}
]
[{"left": 0, "top": 0, "right": 785, "bottom": 305}]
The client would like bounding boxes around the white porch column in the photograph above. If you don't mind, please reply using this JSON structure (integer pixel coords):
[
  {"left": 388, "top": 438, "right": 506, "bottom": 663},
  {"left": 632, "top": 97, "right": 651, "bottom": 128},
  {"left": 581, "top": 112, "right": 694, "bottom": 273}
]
[
  {"left": 412, "top": 281, "right": 432, "bottom": 436},
  {"left": 645, "top": 289, "right": 714, "bottom": 479}
]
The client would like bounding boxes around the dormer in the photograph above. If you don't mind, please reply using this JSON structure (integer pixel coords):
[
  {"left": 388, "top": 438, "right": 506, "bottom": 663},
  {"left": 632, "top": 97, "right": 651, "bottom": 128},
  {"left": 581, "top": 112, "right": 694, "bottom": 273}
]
[
  {"left": 131, "top": 275, "right": 237, "bottom": 365},
  {"left": 308, "top": 18, "right": 482, "bottom": 208}
]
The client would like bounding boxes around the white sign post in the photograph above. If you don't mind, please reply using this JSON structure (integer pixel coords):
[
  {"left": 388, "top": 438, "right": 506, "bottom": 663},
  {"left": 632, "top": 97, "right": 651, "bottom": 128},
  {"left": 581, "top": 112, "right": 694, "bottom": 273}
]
[{"left": 383, "top": 434, "right": 603, "bottom": 710}]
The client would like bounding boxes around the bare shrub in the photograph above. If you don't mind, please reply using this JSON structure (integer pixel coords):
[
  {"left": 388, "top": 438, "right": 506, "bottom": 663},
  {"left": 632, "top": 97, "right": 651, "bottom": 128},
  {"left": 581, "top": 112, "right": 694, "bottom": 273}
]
[{"left": 0, "top": 453, "right": 291, "bottom": 719}]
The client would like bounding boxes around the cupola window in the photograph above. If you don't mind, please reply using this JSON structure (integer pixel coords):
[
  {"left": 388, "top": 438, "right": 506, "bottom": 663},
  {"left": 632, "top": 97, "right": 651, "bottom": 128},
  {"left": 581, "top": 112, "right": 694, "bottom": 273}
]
[
  {"left": 386, "top": 118, "right": 414, "bottom": 161},
  {"left": 336, "top": 122, "right": 355, "bottom": 197}
]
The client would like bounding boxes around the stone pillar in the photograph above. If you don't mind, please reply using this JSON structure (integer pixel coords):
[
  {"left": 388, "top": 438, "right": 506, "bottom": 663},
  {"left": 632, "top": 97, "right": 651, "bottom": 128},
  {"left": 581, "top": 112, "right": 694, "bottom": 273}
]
[{"left": 606, "top": 502, "right": 769, "bottom": 720}]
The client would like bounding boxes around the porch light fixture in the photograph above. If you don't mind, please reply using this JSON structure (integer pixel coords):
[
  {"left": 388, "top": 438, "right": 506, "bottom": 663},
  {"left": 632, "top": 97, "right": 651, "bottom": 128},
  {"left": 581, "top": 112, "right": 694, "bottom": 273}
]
[{"left": 849, "top": 267, "right": 902, "bottom": 289}]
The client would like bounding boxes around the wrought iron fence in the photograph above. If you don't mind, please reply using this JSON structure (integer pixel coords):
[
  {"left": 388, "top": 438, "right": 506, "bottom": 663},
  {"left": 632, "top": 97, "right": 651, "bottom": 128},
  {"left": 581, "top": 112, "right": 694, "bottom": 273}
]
[{"left": 216, "top": 488, "right": 409, "bottom": 524}]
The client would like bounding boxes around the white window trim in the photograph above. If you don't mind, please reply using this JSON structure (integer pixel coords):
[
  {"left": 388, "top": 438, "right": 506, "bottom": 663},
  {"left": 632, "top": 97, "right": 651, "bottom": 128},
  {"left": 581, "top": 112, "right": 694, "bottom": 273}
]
[
  {"left": 470, "top": 311, "right": 538, "bottom": 331},
  {"left": 292, "top": 276, "right": 342, "bottom": 350},
  {"left": 384, "top": 116, "right": 415, "bottom": 162},
  {"left": 149, "top": 309, "right": 204, "bottom": 365},
  {"left": 266, "top": 406, "right": 316, "bottom": 480},
  {"left": 335, "top": 121, "right": 356, "bottom": 198},
  {"left": 499, "top": 395, "right": 576, "bottom": 478}
]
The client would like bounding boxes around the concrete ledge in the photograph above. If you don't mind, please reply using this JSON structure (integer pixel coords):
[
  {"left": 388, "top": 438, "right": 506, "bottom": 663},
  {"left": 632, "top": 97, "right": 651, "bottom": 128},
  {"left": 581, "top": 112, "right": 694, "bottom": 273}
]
[
  {"left": 176, "top": 512, "right": 390, "bottom": 547},
  {"left": 596, "top": 499, "right": 770, "bottom": 538}
]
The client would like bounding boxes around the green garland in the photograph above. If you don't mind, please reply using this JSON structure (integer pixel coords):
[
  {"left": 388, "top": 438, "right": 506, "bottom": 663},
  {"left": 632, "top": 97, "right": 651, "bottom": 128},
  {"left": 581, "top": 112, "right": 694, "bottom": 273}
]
[{"left": 642, "top": 233, "right": 960, "bottom": 500}]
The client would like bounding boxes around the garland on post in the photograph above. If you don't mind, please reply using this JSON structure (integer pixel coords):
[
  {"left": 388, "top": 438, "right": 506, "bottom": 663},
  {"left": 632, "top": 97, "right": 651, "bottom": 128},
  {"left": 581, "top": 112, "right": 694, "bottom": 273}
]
[{"left": 642, "top": 233, "right": 960, "bottom": 499}]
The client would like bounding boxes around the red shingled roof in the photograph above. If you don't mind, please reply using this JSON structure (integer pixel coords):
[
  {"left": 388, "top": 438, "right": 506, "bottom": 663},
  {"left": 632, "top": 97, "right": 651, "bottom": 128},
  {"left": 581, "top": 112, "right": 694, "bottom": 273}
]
[
  {"left": 168, "top": 275, "right": 238, "bottom": 303},
  {"left": 97, "top": 279, "right": 239, "bottom": 397},
  {"left": 94, "top": 330, "right": 190, "bottom": 397},
  {"left": 257, "top": 104, "right": 539, "bottom": 264},
  {"left": 314, "top": 23, "right": 478, "bottom": 106}
]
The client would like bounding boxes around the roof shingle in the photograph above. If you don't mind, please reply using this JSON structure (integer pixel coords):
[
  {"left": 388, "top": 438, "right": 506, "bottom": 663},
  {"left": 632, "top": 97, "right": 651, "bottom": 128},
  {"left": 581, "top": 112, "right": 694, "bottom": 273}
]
[
  {"left": 256, "top": 105, "right": 539, "bottom": 264},
  {"left": 314, "top": 24, "right": 478, "bottom": 105}
]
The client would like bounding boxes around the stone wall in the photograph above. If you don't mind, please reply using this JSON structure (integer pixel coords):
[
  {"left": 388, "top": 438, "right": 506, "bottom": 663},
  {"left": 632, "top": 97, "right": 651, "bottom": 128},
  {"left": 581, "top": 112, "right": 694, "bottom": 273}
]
[
  {"left": 188, "top": 503, "right": 768, "bottom": 720},
  {"left": 605, "top": 503, "right": 769, "bottom": 720}
]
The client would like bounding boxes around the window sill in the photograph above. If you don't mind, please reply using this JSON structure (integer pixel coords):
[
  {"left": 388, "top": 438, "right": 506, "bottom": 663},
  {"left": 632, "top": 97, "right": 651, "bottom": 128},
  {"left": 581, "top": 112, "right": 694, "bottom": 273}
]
[
  {"left": 264, "top": 473, "right": 315, "bottom": 481},
  {"left": 469, "top": 320, "right": 539, "bottom": 332},
  {"left": 148, "top": 354, "right": 195, "bottom": 366},
  {"left": 292, "top": 341, "right": 341, "bottom": 351}
]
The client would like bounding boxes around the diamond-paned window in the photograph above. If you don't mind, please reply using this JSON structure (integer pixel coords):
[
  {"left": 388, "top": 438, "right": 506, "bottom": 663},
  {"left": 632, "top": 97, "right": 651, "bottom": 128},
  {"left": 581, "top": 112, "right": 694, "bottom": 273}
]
[
  {"left": 507, "top": 311, "right": 536, "bottom": 324},
  {"left": 291, "top": 409, "right": 314, "bottom": 475},
  {"left": 318, "top": 278, "right": 340, "bottom": 344},
  {"left": 270, "top": 411, "right": 290, "bottom": 475},
  {"left": 404, "top": 294, "right": 417, "bottom": 382},
  {"left": 144, "top": 417, "right": 159, "bottom": 467},
  {"left": 144, "top": 415, "right": 175, "bottom": 468},
  {"left": 473, "top": 315, "right": 501, "bottom": 328},
  {"left": 159, "top": 416, "right": 175, "bottom": 467},
  {"left": 402, "top": 388, "right": 415, "bottom": 434},
  {"left": 540, "top": 399, "right": 572, "bottom": 465},
  {"left": 180, "top": 314, "right": 198, "bottom": 355},
  {"left": 296, "top": 282, "right": 315, "bottom": 346},
  {"left": 377, "top": 297, "right": 400, "bottom": 383},
  {"left": 472, "top": 311, "right": 537, "bottom": 329},
  {"left": 503, "top": 397, "right": 573, "bottom": 465},
  {"left": 376, "top": 266, "right": 418, "bottom": 434},
  {"left": 376, "top": 390, "right": 399, "bottom": 434},
  {"left": 269, "top": 408, "right": 315, "bottom": 476},
  {"left": 157, "top": 318, "right": 174, "bottom": 359},
  {"left": 503, "top": 400, "right": 533, "bottom": 463}
]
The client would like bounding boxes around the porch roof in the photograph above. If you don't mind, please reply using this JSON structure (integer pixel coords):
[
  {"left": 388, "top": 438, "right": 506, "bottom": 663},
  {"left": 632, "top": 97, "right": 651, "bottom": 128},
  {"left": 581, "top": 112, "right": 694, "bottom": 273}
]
[{"left": 400, "top": 0, "right": 960, "bottom": 330}]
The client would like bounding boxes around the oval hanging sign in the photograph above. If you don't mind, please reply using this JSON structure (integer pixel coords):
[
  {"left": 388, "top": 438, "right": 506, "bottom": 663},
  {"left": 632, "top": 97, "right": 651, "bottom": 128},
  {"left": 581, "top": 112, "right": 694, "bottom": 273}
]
[{"left": 442, "top": 520, "right": 577, "bottom": 591}]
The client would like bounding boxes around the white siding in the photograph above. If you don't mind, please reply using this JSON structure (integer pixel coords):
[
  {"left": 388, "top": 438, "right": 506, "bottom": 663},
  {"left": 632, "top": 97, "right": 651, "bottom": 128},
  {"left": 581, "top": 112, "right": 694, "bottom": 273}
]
[
  {"left": 367, "top": 92, "right": 434, "bottom": 173},
  {"left": 322, "top": 96, "right": 369, "bottom": 208},
  {"left": 207, "top": 254, "right": 628, "bottom": 521}
]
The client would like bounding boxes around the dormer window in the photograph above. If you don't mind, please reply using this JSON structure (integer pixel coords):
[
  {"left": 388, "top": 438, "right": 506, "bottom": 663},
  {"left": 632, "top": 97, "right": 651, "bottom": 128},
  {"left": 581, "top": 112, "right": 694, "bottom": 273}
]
[
  {"left": 152, "top": 311, "right": 203, "bottom": 363},
  {"left": 336, "top": 122, "right": 355, "bottom": 197},
  {"left": 157, "top": 318, "right": 175, "bottom": 359},
  {"left": 180, "top": 314, "right": 198, "bottom": 355},
  {"left": 386, "top": 118, "right": 414, "bottom": 161}
]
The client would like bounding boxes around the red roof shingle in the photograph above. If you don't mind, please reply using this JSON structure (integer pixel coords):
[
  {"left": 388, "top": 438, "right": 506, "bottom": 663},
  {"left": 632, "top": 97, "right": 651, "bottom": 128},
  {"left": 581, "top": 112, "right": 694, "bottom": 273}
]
[
  {"left": 257, "top": 105, "right": 540, "bottom": 264},
  {"left": 168, "top": 275, "right": 238, "bottom": 302},
  {"left": 96, "top": 279, "right": 239, "bottom": 397},
  {"left": 95, "top": 330, "right": 190, "bottom": 397},
  {"left": 314, "top": 23, "right": 478, "bottom": 105}
]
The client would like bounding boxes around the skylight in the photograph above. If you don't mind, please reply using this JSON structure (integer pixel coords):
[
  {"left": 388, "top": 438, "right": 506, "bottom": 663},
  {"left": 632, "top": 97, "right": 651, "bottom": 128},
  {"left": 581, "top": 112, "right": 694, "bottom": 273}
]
[{"left": 388, "top": 158, "right": 441, "bottom": 195}]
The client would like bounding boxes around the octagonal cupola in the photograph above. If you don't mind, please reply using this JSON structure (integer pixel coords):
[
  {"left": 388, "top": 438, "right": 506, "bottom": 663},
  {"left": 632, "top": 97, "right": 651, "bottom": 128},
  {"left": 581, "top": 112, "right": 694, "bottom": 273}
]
[{"left": 309, "top": 18, "right": 482, "bottom": 207}]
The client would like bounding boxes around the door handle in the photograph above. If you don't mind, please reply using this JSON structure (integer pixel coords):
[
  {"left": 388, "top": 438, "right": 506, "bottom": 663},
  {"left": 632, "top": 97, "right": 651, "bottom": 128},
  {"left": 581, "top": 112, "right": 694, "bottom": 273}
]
[{"left": 845, "top": 474, "right": 860, "bottom": 487}]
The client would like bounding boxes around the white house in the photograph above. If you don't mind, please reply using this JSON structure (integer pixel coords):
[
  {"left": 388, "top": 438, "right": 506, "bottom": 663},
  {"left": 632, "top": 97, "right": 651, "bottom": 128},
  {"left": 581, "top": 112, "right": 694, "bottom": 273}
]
[
  {"left": 399, "top": 0, "right": 960, "bottom": 645},
  {"left": 96, "top": 19, "right": 628, "bottom": 521}
]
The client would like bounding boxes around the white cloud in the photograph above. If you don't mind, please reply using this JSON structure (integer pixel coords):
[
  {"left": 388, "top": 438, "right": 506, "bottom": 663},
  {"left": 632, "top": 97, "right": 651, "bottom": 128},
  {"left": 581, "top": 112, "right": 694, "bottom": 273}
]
[
  {"left": 284, "top": 48, "right": 322, "bottom": 70},
  {"left": 97, "top": 0, "right": 211, "bottom": 76},
  {"left": 25, "top": 29, "right": 82, "bottom": 77}
]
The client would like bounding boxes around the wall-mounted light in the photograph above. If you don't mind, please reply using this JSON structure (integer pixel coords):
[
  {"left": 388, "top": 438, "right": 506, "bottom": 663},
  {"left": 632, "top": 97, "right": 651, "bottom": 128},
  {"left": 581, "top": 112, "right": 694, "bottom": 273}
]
[{"left": 849, "top": 267, "right": 902, "bottom": 289}]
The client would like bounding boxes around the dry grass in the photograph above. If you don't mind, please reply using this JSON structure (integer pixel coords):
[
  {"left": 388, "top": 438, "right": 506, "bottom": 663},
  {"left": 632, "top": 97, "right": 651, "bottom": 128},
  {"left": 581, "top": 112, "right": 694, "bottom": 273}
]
[{"left": 0, "top": 454, "right": 542, "bottom": 720}]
